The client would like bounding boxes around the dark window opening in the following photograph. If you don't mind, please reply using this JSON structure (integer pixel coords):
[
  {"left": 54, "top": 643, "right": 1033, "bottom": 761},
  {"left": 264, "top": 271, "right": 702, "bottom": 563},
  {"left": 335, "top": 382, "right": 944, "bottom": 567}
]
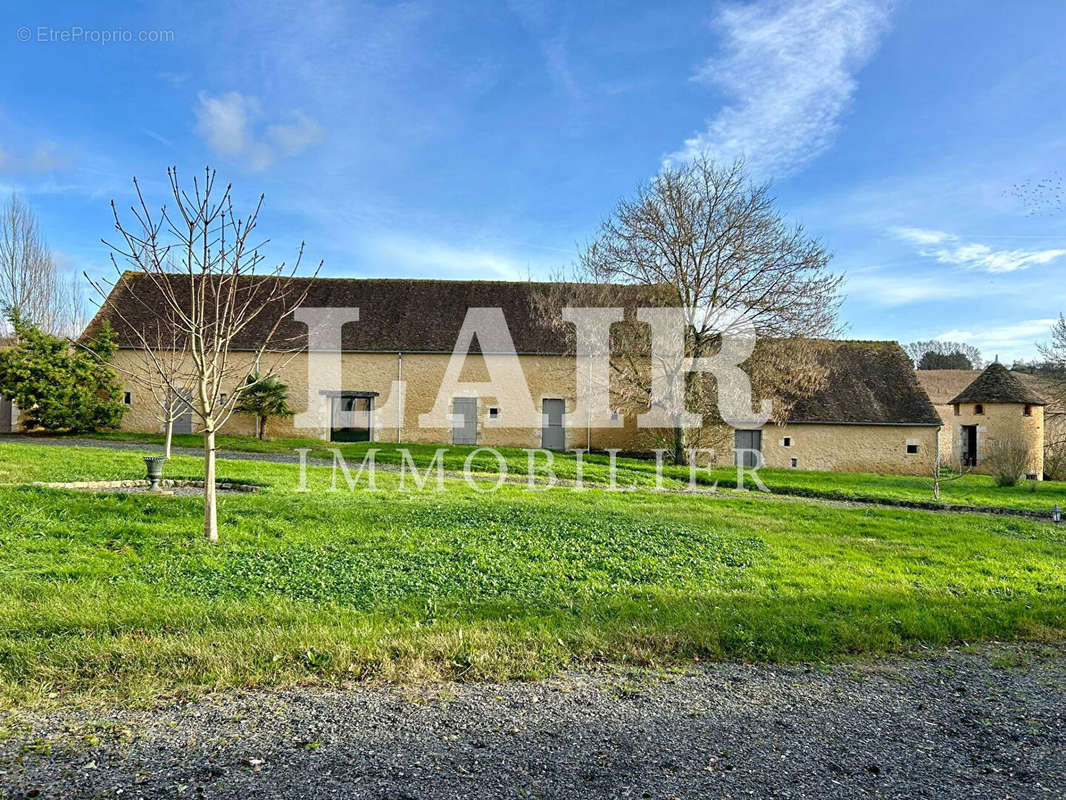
[
  {"left": 953, "top": 403, "right": 960, "bottom": 416},
  {"left": 789, "top": 457, "right": 798, "bottom": 468},
  {"left": 1024, "top": 404, "right": 1033, "bottom": 416},
  {"left": 974, "top": 404, "right": 984, "bottom": 415},
  {"left": 123, "top": 391, "right": 132, "bottom": 405},
  {"left": 783, "top": 437, "right": 792, "bottom": 447},
  {"left": 906, "top": 443, "right": 919, "bottom": 455},
  {"left": 489, "top": 407, "right": 499, "bottom": 419}
]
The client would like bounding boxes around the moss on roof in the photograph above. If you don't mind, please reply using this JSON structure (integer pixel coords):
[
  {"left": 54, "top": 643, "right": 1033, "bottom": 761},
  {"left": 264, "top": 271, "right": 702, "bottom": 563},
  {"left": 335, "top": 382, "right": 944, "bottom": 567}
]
[
  {"left": 88, "top": 275, "right": 942, "bottom": 426},
  {"left": 784, "top": 340, "right": 942, "bottom": 426},
  {"left": 948, "top": 362, "right": 1047, "bottom": 406}
]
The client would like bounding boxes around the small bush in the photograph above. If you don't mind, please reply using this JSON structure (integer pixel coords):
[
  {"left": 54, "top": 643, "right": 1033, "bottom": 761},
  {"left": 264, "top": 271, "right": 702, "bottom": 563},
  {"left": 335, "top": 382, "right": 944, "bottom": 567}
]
[{"left": 984, "top": 435, "right": 1031, "bottom": 487}]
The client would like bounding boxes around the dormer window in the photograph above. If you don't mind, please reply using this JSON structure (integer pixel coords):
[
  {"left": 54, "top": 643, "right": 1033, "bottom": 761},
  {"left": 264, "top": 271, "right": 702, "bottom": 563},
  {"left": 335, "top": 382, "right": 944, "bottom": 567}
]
[
  {"left": 1024, "top": 404, "right": 1033, "bottom": 417},
  {"left": 974, "top": 404, "right": 984, "bottom": 415}
]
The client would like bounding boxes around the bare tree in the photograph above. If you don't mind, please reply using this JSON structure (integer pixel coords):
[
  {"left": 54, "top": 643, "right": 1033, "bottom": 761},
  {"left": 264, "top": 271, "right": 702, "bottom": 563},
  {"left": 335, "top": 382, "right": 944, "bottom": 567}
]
[
  {"left": 1038, "top": 314, "right": 1066, "bottom": 369},
  {"left": 0, "top": 193, "right": 60, "bottom": 335},
  {"left": 0, "top": 194, "right": 91, "bottom": 339},
  {"left": 1044, "top": 437, "right": 1066, "bottom": 482},
  {"left": 541, "top": 157, "right": 841, "bottom": 463},
  {"left": 97, "top": 167, "right": 319, "bottom": 541},
  {"left": 103, "top": 306, "right": 192, "bottom": 459}
]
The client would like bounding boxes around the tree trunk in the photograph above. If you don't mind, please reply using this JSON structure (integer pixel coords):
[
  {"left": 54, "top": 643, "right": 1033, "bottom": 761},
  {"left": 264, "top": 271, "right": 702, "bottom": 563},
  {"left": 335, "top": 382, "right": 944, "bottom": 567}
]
[
  {"left": 204, "top": 428, "right": 218, "bottom": 542},
  {"left": 671, "top": 425, "right": 685, "bottom": 465},
  {"left": 163, "top": 418, "right": 173, "bottom": 460},
  {"left": 258, "top": 415, "right": 265, "bottom": 440}
]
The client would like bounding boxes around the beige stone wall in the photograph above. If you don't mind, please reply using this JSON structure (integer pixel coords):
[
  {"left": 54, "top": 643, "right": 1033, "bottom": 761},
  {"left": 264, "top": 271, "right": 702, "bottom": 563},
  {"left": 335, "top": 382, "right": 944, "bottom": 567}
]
[
  {"left": 110, "top": 349, "right": 646, "bottom": 450},
  {"left": 937, "top": 401, "right": 1044, "bottom": 478},
  {"left": 109, "top": 348, "right": 938, "bottom": 476},
  {"left": 721, "top": 422, "right": 940, "bottom": 476}
]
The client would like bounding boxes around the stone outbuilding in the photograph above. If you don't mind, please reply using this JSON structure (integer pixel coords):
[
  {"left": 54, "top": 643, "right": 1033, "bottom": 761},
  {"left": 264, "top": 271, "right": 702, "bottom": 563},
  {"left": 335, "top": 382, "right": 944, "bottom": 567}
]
[
  {"left": 939, "top": 362, "right": 1046, "bottom": 478},
  {"left": 80, "top": 273, "right": 944, "bottom": 476}
]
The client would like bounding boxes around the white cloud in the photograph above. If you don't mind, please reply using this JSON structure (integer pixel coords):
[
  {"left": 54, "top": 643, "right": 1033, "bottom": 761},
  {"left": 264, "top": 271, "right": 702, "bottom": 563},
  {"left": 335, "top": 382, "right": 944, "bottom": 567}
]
[
  {"left": 371, "top": 236, "right": 542, "bottom": 281},
  {"left": 159, "top": 71, "right": 190, "bottom": 87},
  {"left": 891, "top": 226, "right": 1066, "bottom": 273},
  {"left": 0, "top": 141, "right": 76, "bottom": 173},
  {"left": 268, "top": 111, "right": 323, "bottom": 157},
  {"left": 891, "top": 226, "right": 952, "bottom": 246},
  {"left": 935, "top": 318, "right": 1056, "bottom": 355},
  {"left": 845, "top": 269, "right": 998, "bottom": 307},
  {"left": 668, "top": 0, "right": 891, "bottom": 177},
  {"left": 193, "top": 91, "right": 322, "bottom": 171}
]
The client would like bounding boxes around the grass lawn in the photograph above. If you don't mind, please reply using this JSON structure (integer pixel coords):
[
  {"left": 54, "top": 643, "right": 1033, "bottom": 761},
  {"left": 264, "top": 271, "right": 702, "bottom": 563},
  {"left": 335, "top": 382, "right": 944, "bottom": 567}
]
[
  {"left": 50, "top": 430, "right": 1066, "bottom": 513},
  {"left": 0, "top": 439, "right": 1064, "bottom": 706}
]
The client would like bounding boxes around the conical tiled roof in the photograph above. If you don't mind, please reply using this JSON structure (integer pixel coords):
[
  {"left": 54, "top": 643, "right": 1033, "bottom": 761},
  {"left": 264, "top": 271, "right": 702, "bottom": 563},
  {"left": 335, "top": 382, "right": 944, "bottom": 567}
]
[{"left": 948, "top": 362, "right": 1046, "bottom": 405}]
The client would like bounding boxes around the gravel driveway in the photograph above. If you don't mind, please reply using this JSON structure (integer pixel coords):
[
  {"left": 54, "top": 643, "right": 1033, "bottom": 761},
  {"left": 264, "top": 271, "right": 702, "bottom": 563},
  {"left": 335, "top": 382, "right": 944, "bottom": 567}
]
[{"left": 1, "top": 643, "right": 1063, "bottom": 799}]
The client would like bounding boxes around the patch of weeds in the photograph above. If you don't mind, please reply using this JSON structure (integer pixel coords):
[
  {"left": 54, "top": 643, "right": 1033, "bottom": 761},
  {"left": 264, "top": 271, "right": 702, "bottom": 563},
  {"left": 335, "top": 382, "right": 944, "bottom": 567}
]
[{"left": 989, "top": 650, "right": 1030, "bottom": 669}]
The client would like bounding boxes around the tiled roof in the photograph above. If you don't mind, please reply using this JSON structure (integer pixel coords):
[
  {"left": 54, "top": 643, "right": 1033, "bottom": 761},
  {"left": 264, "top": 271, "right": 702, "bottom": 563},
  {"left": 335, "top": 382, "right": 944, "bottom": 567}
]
[
  {"left": 88, "top": 274, "right": 942, "bottom": 426},
  {"left": 948, "top": 362, "right": 1047, "bottom": 406},
  {"left": 784, "top": 340, "right": 942, "bottom": 426}
]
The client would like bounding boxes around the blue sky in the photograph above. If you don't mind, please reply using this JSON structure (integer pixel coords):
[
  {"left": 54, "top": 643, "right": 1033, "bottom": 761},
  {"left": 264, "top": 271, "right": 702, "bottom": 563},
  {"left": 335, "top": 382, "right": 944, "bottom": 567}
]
[{"left": 1, "top": 0, "right": 1065, "bottom": 362}]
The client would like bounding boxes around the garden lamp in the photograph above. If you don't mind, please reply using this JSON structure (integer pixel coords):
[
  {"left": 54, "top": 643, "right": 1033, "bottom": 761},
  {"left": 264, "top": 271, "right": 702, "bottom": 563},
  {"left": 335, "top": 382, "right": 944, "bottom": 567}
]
[{"left": 1054, "top": 506, "right": 1062, "bottom": 524}]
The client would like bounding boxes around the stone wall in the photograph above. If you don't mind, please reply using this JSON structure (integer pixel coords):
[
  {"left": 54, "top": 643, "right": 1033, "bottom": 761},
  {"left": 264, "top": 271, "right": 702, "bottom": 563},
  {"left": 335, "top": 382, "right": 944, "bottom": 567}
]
[
  {"left": 939, "top": 401, "right": 1044, "bottom": 478},
  {"left": 109, "top": 349, "right": 941, "bottom": 476},
  {"left": 722, "top": 422, "right": 940, "bottom": 476},
  {"left": 109, "top": 350, "right": 644, "bottom": 450}
]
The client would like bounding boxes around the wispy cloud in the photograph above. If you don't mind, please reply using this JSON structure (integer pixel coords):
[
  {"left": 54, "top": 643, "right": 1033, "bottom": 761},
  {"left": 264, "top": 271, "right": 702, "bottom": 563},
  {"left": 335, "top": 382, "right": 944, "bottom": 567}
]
[
  {"left": 370, "top": 236, "right": 543, "bottom": 281},
  {"left": 193, "top": 91, "right": 322, "bottom": 171},
  {"left": 159, "top": 71, "right": 190, "bottom": 87},
  {"left": 846, "top": 268, "right": 1003, "bottom": 307},
  {"left": 936, "top": 318, "right": 1056, "bottom": 355},
  {"left": 892, "top": 226, "right": 1066, "bottom": 273},
  {"left": 0, "top": 140, "right": 76, "bottom": 173},
  {"left": 668, "top": 0, "right": 891, "bottom": 178},
  {"left": 506, "top": 0, "right": 582, "bottom": 103},
  {"left": 140, "top": 128, "right": 173, "bottom": 148}
]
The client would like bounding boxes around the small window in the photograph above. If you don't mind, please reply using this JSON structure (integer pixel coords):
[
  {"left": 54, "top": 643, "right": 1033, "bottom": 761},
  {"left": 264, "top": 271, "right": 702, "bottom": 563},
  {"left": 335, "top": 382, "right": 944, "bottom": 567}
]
[
  {"left": 974, "top": 404, "right": 984, "bottom": 415},
  {"left": 123, "top": 391, "right": 132, "bottom": 405},
  {"left": 610, "top": 411, "right": 620, "bottom": 421},
  {"left": 488, "top": 407, "right": 499, "bottom": 419},
  {"left": 1024, "top": 404, "right": 1032, "bottom": 417},
  {"left": 953, "top": 403, "right": 960, "bottom": 416},
  {"left": 1025, "top": 473, "right": 1038, "bottom": 481},
  {"left": 906, "top": 443, "right": 919, "bottom": 455},
  {"left": 783, "top": 437, "right": 792, "bottom": 447},
  {"left": 789, "top": 457, "right": 798, "bottom": 468}
]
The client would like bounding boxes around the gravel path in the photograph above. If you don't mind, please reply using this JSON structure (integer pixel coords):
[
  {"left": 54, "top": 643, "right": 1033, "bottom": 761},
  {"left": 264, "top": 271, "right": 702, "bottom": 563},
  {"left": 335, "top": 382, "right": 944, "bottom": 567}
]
[{"left": 1, "top": 644, "right": 1063, "bottom": 799}]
